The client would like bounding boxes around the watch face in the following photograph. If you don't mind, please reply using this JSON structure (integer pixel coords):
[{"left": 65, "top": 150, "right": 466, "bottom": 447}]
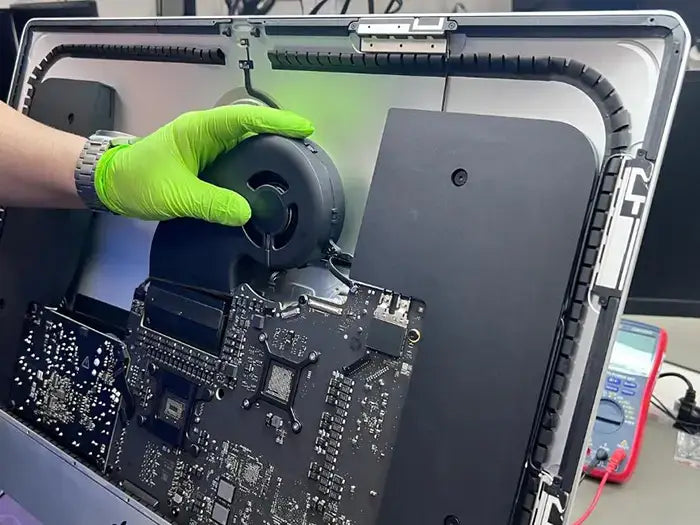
[{"left": 109, "top": 136, "right": 136, "bottom": 147}]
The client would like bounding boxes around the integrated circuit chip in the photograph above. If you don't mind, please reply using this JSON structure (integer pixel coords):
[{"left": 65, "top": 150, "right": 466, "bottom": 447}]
[
  {"left": 264, "top": 363, "right": 295, "bottom": 403},
  {"left": 217, "top": 478, "right": 236, "bottom": 503},
  {"left": 211, "top": 501, "right": 229, "bottom": 525},
  {"left": 145, "top": 369, "right": 199, "bottom": 448},
  {"left": 160, "top": 394, "right": 187, "bottom": 428},
  {"left": 366, "top": 317, "right": 406, "bottom": 358},
  {"left": 252, "top": 314, "right": 265, "bottom": 330},
  {"left": 243, "top": 461, "right": 261, "bottom": 485},
  {"left": 223, "top": 362, "right": 237, "bottom": 378}
]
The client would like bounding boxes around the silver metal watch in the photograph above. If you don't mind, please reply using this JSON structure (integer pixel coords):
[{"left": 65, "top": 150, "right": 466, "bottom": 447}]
[{"left": 74, "top": 131, "right": 135, "bottom": 212}]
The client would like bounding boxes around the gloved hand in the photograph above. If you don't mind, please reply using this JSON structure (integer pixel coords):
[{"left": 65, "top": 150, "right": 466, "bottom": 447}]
[{"left": 94, "top": 105, "right": 314, "bottom": 226}]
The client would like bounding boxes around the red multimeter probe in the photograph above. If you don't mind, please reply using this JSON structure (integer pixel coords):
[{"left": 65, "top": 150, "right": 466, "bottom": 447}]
[{"left": 586, "top": 319, "right": 667, "bottom": 483}]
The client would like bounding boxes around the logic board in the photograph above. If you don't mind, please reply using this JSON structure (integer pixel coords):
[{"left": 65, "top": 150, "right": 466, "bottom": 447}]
[{"left": 11, "top": 280, "right": 424, "bottom": 525}]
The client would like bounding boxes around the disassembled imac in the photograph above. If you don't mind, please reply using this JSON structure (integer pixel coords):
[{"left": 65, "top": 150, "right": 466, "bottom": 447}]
[{"left": 0, "top": 11, "right": 689, "bottom": 525}]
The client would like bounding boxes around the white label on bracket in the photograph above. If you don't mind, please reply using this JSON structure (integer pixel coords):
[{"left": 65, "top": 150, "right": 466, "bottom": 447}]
[
  {"left": 357, "top": 17, "right": 446, "bottom": 36},
  {"left": 593, "top": 158, "right": 653, "bottom": 292},
  {"left": 411, "top": 17, "right": 446, "bottom": 32}
]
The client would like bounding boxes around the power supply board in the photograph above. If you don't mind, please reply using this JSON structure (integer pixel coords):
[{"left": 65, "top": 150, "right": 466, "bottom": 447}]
[
  {"left": 9, "top": 280, "right": 424, "bottom": 525},
  {"left": 9, "top": 306, "right": 127, "bottom": 470}
]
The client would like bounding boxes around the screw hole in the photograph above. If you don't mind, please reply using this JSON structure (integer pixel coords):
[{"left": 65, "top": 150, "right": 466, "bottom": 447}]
[
  {"left": 451, "top": 168, "right": 468, "bottom": 187},
  {"left": 215, "top": 387, "right": 225, "bottom": 400},
  {"left": 649, "top": 17, "right": 655, "bottom": 23},
  {"left": 67, "top": 113, "right": 74, "bottom": 124}
]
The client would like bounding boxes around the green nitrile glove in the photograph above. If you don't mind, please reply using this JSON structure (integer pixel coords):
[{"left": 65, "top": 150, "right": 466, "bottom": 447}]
[{"left": 94, "top": 105, "right": 314, "bottom": 226}]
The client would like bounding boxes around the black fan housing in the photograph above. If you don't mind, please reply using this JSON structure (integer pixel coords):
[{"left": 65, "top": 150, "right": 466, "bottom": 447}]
[{"left": 149, "top": 134, "right": 344, "bottom": 293}]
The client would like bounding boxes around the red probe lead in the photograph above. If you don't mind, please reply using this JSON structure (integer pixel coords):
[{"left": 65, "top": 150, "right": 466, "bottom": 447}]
[{"left": 572, "top": 448, "right": 627, "bottom": 525}]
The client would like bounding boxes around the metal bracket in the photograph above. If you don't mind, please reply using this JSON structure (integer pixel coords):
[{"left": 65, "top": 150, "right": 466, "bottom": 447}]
[
  {"left": 359, "top": 36, "right": 447, "bottom": 54},
  {"left": 591, "top": 155, "right": 655, "bottom": 299},
  {"left": 356, "top": 16, "right": 450, "bottom": 36},
  {"left": 238, "top": 38, "right": 254, "bottom": 70},
  {"left": 529, "top": 470, "right": 569, "bottom": 525},
  {"left": 355, "top": 16, "right": 449, "bottom": 54}
]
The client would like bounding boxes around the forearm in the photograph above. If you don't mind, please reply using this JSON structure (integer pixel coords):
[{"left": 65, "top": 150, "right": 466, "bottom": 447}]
[{"left": 0, "top": 101, "right": 86, "bottom": 208}]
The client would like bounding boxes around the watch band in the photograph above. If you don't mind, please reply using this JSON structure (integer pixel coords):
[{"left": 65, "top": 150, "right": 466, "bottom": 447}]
[
  {"left": 74, "top": 131, "right": 135, "bottom": 212},
  {"left": 74, "top": 135, "right": 112, "bottom": 212}
]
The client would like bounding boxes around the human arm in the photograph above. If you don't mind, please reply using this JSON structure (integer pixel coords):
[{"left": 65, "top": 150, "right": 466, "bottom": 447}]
[
  {"left": 0, "top": 102, "right": 314, "bottom": 225},
  {"left": 0, "top": 101, "right": 85, "bottom": 208}
]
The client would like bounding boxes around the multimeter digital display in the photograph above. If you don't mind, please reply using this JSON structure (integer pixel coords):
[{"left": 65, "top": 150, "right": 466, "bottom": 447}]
[{"left": 586, "top": 319, "right": 667, "bottom": 482}]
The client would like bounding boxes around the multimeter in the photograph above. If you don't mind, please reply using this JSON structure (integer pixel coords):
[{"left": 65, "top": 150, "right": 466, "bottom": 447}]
[{"left": 586, "top": 319, "right": 667, "bottom": 482}]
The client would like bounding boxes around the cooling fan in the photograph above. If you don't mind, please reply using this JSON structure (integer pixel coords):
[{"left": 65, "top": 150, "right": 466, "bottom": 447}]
[{"left": 149, "top": 134, "right": 345, "bottom": 293}]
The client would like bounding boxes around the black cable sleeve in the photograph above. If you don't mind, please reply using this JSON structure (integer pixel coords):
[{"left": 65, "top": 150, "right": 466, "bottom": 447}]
[
  {"left": 449, "top": 53, "right": 631, "bottom": 157},
  {"left": 267, "top": 49, "right": 632, "bottom": 158},
  {"left": 21, "top": 44, "right": 226, "bottom": 114}
]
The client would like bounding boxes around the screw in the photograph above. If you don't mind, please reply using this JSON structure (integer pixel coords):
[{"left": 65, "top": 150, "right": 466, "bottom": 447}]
[
  {"left": 250, "top": 26, "right": 261, "bottom": 37},
  {"left": 309, "top": 352, "right": 319, "bottom": 363},
  {"left": 444, "top": 516, "right": 461, "bottom": 525},
  {"left": 258, "top": 333, "right": 267, "bottom": 342},
  {"left": 451, "top": 169, "right": 468, "bottom": 187},
  {"left": 242, "top": 399, "right": 251, "bottom": 409},
  {"left": 292, "top": 421, "right": 302, "bottom": 433}
]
